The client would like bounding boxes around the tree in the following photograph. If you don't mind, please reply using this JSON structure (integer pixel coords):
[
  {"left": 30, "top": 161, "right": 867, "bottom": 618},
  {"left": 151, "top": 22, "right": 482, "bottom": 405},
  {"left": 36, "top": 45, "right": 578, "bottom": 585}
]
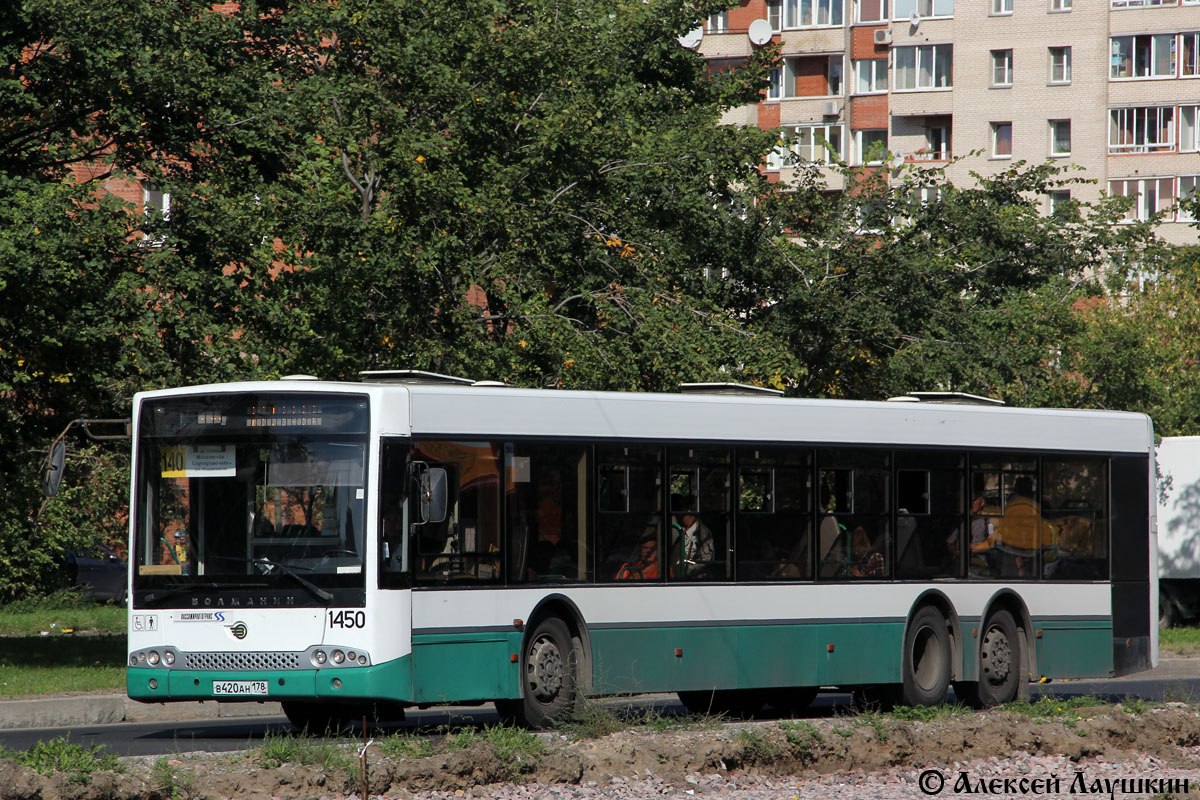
[{"left": 744, "top": 160, "right": 1167, "bottom": 405}]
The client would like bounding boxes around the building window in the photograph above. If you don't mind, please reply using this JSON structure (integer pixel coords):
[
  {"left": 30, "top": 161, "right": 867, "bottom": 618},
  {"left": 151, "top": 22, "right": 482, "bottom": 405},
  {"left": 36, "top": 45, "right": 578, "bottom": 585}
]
[
  {"left": 894, "top": 45, "right": 953, "bottom": 90},
  {"left": 1183, "top": 33, "right": 1200, "bottom": 77},
  {"left": 1111, "top": 0, "right": 1168, "bottom": 8},
  {"left": 1048, "top": 190, "right": 1071, "bottom": 216},
  {"left": 1049, "top": 120, "right": 1071, "bottom": 156},
  {"left": 854, "top": 129, "right": 889, "bottom": 164},
  {"left": 768, "top": 0, "right": 783, "bottom": 30},
  {"left": 1109, "top": 106, "right": 1175, "bottom": 153},
  {"left": 992, "top": 0, "right": 1012, "bottom": 14},
  {"left": 783, "top": 0, "right": 844, "bottom": 28},
  {"left": 1049, "top": 47, "right": 1072, "bottom": 84},
  {"left": 1179, "top": 175, "right": 1198, "bottom": 221},
  {"left": 768, "top": 67, "right": 783, "bottom": 100},
  {"left": 853, "top": 59, "right": 888, "bottom": 94},
  {"left": 991, "top": 50, "right": 1013, "bottom": 86},
  {"left": 1110, "top": 35, "right": 1176, "bottom": 80},
  {"left": 706, "top": 10, "right": 729, "bottom": 33},
  {"left": 894, "top": 0, "right": 954, "bottom": 19},
  {"left": 1109, "top": 177, "right": 1174, "bottom": 222},
  {"left": 859, "top": 0, "right": 889, "bottom": 22},
  {"left": 991, "top": 122, "right": 1012, "bottom": 158},
  {"left": 768, "top": 124, "right": 844, "bottom": 168},
  {"left": 1051, "top": 0, "right": 1071, "bottom": 11},
  {"left": 1182, "top": 106, "right": 1200, "bottom": 151},
  {"left": 142, "top": 185, "right": 171, "bottom": 245}
]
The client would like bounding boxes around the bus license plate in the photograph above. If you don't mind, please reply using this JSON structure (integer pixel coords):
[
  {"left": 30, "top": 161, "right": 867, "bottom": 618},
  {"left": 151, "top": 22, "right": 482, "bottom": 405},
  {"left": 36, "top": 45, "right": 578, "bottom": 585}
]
[{"left": 212, "top": 680, "right": 268, "bottom": 696}]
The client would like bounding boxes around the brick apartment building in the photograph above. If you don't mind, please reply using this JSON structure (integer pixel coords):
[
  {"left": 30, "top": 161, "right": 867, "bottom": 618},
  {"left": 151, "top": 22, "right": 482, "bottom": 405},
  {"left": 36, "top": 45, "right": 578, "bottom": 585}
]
[{"left": 697, "top": 0, "right": 1200, "bottom": 244}]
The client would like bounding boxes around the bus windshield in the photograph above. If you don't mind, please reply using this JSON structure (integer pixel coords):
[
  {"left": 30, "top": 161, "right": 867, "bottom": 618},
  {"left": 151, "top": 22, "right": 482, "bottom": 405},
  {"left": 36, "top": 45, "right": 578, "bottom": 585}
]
[{"left": 133, "top": 393, "right": 370, "bottom": 607}]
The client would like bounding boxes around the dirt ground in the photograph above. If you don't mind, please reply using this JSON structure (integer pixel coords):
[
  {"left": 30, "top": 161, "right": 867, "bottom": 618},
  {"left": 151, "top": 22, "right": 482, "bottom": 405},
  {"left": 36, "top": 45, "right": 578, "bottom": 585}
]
[{"left": 3, "top": 702, "right": 1200, "bottom": 800}]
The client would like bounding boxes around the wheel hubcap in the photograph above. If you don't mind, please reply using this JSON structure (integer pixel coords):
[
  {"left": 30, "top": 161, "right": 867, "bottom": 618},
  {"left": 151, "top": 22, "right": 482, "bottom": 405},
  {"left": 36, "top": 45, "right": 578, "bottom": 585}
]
[
  {"left": 527, "top": 635, "right": 564, "bottom": 703},
  {"left": 981, "top": 626, "right": 1011, "bottom": 684},
  {"left": 912, "top": 626, "right": 938, "bottom": 691}
]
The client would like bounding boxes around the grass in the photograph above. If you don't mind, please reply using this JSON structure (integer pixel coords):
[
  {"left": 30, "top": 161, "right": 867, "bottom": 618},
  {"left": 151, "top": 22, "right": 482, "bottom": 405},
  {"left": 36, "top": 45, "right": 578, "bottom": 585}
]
[
  {"left": 0, "top": 736, "right": 121, "bottom": 783},
  {"left": 0, "top": 591, "right": 125, "bottom": 637},
  {"left": 255, "top": 730, "right": 354, "bottom": 772},
  {"left": 1160, "top": 626, "right": 1200, "bottom": 657},
  {"left": 0, "top": 635, "right": 127, "bottom": 697},
  {"left": 0, "top": 595, "right": 128, "bottom": 697},
  {"left": 151, "top": 757, "right": 193, "bottom": 800},
  {"left": 999, "top": 695, "right": 1109, "bottom": 721},
  {"left": 379, "top": 731, "right": 435, "bottom": 759}
]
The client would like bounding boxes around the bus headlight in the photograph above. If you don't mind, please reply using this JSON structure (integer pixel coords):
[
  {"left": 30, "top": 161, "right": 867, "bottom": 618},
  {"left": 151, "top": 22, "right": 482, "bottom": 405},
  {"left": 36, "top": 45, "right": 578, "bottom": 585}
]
[
  {"left": 163, "top": 651, "right": 175, "bottom": 666},
  {"left": 332, "top": 650, "right": 345, "bottom": 664},
  {"left": 312, "top": 650, "right": 327, "bottom": 666},
  {"left": 148, "top": 651, "right": 160, "bottom": 666}
]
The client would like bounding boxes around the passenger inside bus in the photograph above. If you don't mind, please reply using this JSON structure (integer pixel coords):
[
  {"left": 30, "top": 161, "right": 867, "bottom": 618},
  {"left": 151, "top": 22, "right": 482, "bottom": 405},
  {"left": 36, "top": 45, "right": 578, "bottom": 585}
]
[
  {"left": 670, "top": 494, "right": 714, "bottom": 578},
  {"left": 615, "top": 532, "right": 659, "bottom": 580},
  {"left": 846, "top": 526, "right": 885, "bottom": 578}
]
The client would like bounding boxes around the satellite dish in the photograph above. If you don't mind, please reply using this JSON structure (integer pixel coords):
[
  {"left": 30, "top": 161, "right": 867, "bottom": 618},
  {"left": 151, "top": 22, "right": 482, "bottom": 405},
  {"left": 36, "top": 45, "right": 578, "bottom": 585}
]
[
  {"left": 748, "top": 19, "right": 773, "bottom": 45},
  {"left": 678, "top": 26, "right": 703, "bottom": 49},
  {"left": 890, "top": 152, "right": 906, "bottom": 169},
  {"left": 910, "top": 11, "right": 921, "bottom": 25}
]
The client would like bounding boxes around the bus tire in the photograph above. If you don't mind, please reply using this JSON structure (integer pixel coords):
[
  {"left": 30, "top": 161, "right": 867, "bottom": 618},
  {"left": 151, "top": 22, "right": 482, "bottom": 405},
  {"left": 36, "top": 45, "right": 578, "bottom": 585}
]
[
  {"left": 900, "top": 606, "right": 951, "bottom": 707},
  {"left": 976, "top": 609, "right": 1021, "bottom": 707},
  {"left": 677, "top": 689, "right": 764, "bottom": 719},
  {"left": 504, "top": 617, "right": 579, "bottom": 729}
]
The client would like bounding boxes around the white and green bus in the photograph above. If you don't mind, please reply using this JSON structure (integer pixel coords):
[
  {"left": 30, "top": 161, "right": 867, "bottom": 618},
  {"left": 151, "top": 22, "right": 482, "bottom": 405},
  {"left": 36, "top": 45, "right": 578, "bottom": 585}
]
[{"left": 126, "top": 373, "right": 1157, "bottom": 728}]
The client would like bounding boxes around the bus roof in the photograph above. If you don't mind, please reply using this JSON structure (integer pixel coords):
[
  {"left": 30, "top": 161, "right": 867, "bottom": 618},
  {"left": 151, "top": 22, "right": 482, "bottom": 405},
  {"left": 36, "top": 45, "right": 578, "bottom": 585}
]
[{"left": 133, "top": 379, "right": 1155, "bottom": 455}]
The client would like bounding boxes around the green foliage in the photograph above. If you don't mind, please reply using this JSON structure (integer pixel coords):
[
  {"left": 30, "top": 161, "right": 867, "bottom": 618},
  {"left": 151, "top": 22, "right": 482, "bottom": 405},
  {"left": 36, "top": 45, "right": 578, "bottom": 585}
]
[
  {"left": 733, "top": 728, "right": 782, "bottom": 761},
  {"left": 778, "top": 719, "right": 822, "bottom": 761},
  {"left": 378, "top": 732, "right": 434, "bottom": 759},
  {"left": 1159, "top": 626, "right": 1200, "bottom": 657},
  {"left": 4, "top": 0, "right": 1200, "bottom": 604},
  {"left": 151, "top": 757, "right": 193, "bottom": 800},
  {"left": 255, "top": 731, "right": 352, "bottom": 772},
  {"left": 4, "top": 737, "right": 120, "bottom": 779},
  {"left": 885, "top": 704, "right": 973, "bottom": 723}
]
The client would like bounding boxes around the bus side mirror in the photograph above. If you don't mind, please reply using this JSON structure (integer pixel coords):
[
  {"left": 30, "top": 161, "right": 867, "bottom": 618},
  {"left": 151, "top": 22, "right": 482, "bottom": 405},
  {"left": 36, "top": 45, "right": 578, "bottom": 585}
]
[
  {"left": 411, "top": 463, "right": 448, "bottom": 525},
  {"left": 425, "top": 468, "right": 448, "bottom": 524},
  {"left": 41, "top": 441, "right": 66, "bottom": 498}
]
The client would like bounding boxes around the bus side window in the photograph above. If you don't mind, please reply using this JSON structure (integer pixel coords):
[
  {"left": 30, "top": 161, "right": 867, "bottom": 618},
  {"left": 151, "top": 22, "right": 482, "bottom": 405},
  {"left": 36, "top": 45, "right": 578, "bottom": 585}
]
[
  {"left": 596, "top": 446, "right": 662, "bottom": 582},
  {"left": 735, "top": 448, "right": 813, "bottom": 581},
  {"left": 378, "top": 439, "right": 408, "bottom": 588},
  {"left": 506, "top": 443, "right": 591, "bottom": 584},
  {"left": 411, "top": 440, "right": 502, "bottom": 585}
]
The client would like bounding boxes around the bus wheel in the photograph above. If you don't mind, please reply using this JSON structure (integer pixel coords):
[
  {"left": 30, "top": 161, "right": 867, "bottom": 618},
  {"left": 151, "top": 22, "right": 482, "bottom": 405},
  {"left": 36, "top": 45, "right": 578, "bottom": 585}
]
[
  {"left": 976, "top": 609, "right": 1021, "bottom": 707},
  {"left": 503, "top": 617, "right": 579, "bottom": 729},
  {"left": 770, "top": 687, "right": 818, "bottom": 717},
  {"left": 901, "top": 606, "right": 951, "bottom": 707},
  {"left": 678, "top": 689, "right": 764, "bottom": 719}
]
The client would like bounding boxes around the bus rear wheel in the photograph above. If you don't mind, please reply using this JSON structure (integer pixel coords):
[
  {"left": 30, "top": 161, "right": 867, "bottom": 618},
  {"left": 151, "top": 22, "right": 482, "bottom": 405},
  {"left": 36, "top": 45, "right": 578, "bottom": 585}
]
[
  {"left": 976, "top": 609, "right": 1021, "bottom": 707},
  {"left": 497, "top": 617, "right": 580, "bottom": 729},
  {"left": 901, "top": 606, "right": 951, "bottom": 707}
]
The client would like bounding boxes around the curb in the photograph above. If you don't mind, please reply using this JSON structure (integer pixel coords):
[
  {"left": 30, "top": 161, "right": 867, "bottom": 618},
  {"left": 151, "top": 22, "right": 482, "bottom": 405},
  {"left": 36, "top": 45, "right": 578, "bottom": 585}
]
[{"left": 0, "top": 695, "right": 283, "bottom": 731}]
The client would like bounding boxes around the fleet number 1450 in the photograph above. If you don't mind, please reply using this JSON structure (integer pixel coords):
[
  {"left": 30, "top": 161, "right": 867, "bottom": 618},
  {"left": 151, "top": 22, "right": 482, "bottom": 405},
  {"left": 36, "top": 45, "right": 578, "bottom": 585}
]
[{"left": 328, "top": 610, "right": 366, "bottom": 629}]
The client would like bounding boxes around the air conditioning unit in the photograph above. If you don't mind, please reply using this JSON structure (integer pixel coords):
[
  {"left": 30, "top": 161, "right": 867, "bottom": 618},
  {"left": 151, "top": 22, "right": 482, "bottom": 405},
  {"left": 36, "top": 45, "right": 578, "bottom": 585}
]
[
  {"left": 822, "top": 100, "right": 841, "bottom": 117},
  {"left": 874, "top": 29, "right": 893, "bottom": 45}
]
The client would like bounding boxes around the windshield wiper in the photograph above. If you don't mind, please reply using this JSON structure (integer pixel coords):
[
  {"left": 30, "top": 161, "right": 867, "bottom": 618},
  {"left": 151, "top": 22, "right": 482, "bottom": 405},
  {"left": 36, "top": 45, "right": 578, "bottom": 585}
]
[{"left": 212, "top": 556, "right": 335, "bottom": 603}]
